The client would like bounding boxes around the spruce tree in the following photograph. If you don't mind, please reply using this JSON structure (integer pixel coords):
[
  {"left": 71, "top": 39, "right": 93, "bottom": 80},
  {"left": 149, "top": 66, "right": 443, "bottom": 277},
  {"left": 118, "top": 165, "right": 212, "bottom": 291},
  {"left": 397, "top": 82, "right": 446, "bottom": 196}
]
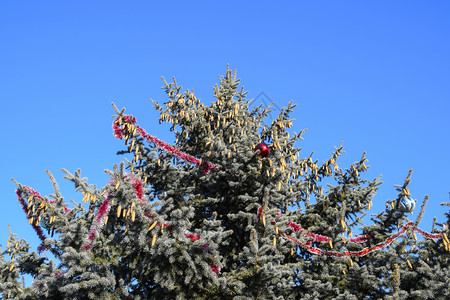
[{"left": 1, "top": 67, "right": 449, "bottom": 299}]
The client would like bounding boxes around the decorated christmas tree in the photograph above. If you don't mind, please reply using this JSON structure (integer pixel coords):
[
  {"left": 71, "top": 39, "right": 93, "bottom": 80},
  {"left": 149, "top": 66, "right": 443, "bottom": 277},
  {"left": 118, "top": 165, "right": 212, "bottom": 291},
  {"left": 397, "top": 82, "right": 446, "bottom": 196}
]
[{"left": 1, "top": 67, "right": 449, "bottom": 299}]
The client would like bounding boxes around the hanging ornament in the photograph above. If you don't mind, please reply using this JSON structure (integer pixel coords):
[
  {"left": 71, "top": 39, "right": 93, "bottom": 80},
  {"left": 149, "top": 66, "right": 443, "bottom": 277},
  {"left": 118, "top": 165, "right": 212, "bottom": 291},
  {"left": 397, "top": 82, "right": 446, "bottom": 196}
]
[
  {"left": 398, "top": 196, "right": 416, "bottom": 213},
  {"left": 254, "top": 143, "right": 270, "bottom": 158}
]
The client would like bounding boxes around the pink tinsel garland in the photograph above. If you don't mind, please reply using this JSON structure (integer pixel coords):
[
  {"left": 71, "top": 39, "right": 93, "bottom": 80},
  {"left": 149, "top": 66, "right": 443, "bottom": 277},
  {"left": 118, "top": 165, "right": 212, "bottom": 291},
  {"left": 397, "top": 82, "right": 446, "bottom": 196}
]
[
  {"left": 113, "top": 115, "right": 215, "bottom": 173},
  {"left": 259, "top": 207, "right": 372, "bottom": 244},
  {"left": 16, "top": 188, "right": 48, "bottom": 253},
  {"left": 49, "top": 200, "right": 70, "bottom": 213},
  {"left": 82, "top": 196, "right": 112, "bottom": 250},
  {"left": 83, "top": 174, "right": 147, "bottom": 250},
  {"left": 274, "top": 219, "right": 443, "bottom": 257},
  {"left": 288, "top": 221, "right": 330, "bottom": 243},
  {"left": 210, "top": 264, "right": 220, "bottom": 276},
  {"left": 185, "top": 232, "right": 201, "bottom": 241},
  {"left": 257, "top": 207, "right": 443, "bottom": 256},
  {"left": 128, "top": 174, "right": 145, "bottom": 202},
  {"left": 288, "top": 220, "right": 371, "bottom": 244},
  {"left": 113, "top": 115, "right": 135, "bottom": 139}
]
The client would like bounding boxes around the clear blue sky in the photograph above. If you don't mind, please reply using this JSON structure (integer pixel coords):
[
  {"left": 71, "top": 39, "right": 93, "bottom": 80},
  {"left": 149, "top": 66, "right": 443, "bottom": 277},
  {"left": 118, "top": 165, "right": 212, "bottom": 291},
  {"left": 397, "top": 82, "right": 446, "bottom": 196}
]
[{"left": 1, "top": 1, "right": 449, "bottom": 255}]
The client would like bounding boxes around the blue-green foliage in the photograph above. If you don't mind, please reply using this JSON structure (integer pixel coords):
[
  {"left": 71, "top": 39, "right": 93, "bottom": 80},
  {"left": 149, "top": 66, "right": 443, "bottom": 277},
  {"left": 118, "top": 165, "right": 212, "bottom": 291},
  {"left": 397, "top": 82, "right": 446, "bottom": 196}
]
[{"left": 1, "top": 68, "right": 449, "bottom": 299}]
